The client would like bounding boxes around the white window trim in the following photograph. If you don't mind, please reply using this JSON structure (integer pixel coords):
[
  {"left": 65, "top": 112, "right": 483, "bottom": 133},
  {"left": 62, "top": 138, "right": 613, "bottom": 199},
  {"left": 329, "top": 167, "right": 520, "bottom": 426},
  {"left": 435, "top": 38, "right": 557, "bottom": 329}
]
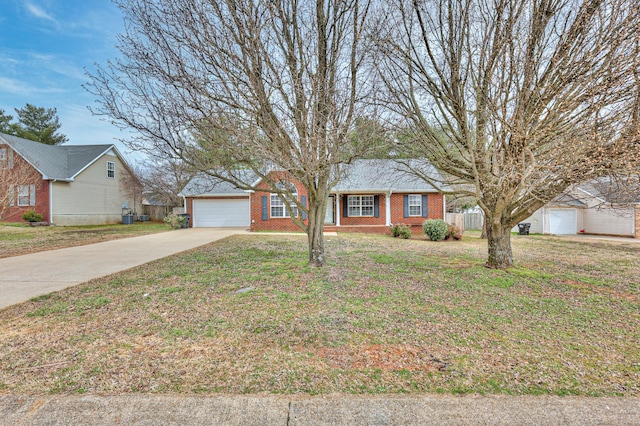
[
  {"left": 348, "top": 195, "right": 374, "bottom": 217},
  {"left": 408, "top": 194, "right": 422, "bottom": 217},
  {"left": 0, "top": 148, "right": 6, "bottom": 161},
  {"left": 17, "top": 185, "right": 30, "bottom": 206},
  {"left": 106, "top": 161, "right": 115, "bottom": 179},
  {"left": 270, "top": 183, "right": 298, "bottom": 218}
]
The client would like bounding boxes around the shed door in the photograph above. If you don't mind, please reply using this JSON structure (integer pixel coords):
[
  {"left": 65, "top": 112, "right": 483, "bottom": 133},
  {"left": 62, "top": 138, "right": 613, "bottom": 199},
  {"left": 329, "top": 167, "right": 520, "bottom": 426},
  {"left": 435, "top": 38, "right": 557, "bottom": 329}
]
[
  {"left": 192, "top": 198, "right": 250, "bottom": 227},
  {"left": 549, "top": 209, "right": 576, "bottom": 235}
]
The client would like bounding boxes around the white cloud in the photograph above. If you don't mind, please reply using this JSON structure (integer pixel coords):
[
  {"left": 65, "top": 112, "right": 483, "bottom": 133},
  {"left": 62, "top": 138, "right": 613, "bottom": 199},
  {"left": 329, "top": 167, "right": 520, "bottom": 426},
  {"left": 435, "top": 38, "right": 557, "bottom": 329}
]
[
  {"left": 25, "top": 2, "right": 57, "bottom": 23},
  {"left": 0, "top": 76, "right": 64, "bottom": 96}
]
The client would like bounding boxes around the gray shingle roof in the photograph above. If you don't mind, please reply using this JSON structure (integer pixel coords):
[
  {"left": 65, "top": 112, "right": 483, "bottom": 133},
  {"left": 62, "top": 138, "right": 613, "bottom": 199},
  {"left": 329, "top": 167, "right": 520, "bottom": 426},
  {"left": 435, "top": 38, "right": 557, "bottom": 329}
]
[
  {"left": 332, "top": 159, "right": 444, "bottom": 192},
  {"left": 180, "top": 159, "right": 444, "bottom": 196},
  {"left": 0, "top": 133, "right": 113, "bottom": 180},
  {"left": 180, "top": 170, "right": 258, "bottom": 196},
  {"left": 579, "top": 177, "right": 640, "bottom": 204}
]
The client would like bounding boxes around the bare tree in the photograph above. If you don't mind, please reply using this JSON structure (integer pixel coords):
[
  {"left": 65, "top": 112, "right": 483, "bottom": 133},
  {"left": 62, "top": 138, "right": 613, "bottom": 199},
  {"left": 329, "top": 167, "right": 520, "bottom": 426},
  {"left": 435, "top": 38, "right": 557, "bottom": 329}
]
[
  {"left": 137, "top": 157, "right": 193, "bottom": 207},
  {"left": 377, "top": 0, "right": 640, "bottom": 268},
  {"left": 119, "top": 167, "right": 144, "bottom": 215},
  {"left": 0, "top": 146, "right": 41, "bottom": 221},
  {"left": 86, "top": 0, "right": 374, "bottom": 266}
]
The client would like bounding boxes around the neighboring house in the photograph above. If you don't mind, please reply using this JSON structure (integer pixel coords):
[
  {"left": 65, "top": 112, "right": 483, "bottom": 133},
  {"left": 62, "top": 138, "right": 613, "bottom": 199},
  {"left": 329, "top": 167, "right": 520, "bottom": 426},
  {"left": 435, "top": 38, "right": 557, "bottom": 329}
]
[
  {"left": 516, "top": 182, "right": 640, "bottom": 238},
  {"left": 180, "top": 159, "right": 447, "bottom": 233},
  {"left": 142, "top": 194, "right": 181, "bottom": 221},
  {"left": 0, "top": 133, "right": 141, "bottom": 225}
]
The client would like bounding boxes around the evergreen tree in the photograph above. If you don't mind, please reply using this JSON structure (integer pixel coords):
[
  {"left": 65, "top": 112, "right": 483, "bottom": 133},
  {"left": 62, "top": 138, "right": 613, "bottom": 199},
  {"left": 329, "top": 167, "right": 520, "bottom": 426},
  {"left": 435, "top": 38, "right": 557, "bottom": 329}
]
[
  {"left": 0, "top": 109, "right": 17, "bottom": 135},
  {"left": 13, "top": 103, "right": 68, "bottom": 145}
]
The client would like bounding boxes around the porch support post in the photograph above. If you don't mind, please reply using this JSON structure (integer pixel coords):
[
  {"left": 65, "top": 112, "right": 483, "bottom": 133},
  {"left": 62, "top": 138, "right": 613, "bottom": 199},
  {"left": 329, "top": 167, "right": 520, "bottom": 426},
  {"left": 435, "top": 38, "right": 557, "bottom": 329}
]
[
  {"left": 385, "top": 192, "right": 391, "bottom": 226},
  {"left": 335, "top": 193, "right": 341, "bottom": 227}
]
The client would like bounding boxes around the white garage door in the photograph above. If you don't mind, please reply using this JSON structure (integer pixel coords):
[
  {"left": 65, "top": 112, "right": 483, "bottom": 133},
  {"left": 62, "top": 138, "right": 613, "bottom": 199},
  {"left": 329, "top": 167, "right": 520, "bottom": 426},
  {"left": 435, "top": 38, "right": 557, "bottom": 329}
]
[
  {"left": 549, "top": 209, "right": 576, "bottom": 234},
  {"left": 192, "top": 198, "right": 250, "bottom": 227}
]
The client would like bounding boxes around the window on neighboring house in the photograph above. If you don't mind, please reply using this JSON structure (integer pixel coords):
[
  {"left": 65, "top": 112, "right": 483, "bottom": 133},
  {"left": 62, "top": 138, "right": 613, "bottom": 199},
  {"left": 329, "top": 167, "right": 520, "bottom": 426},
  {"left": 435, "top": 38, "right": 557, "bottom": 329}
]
[
  {"left": 17, "top": 184, "right": 36, "bottom": 206},
  {"left": 107, "top": 161, "right": 115, "bottom": 178},
  {"left": 408, "top": 194, "right": 422, "bottom": 216},
  {"left": 0, "top": 148, "right": 6, "bottom": 161},
  {"left": 271, "top": 183, "right": 298, "bottom": 218},
  {"left": 348, "top": 195, "right": 374, "bottom": 217}
]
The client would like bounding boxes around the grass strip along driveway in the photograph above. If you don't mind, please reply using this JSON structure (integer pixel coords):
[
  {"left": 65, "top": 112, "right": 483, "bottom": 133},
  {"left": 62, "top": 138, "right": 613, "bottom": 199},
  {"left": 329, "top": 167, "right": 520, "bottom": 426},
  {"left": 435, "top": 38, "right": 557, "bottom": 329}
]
[
  {"left": 0, "top": 223, "right": 169, "bottom": 259},
  {"left": 0, "top": 233, "right": 638, "bottom": 396}
]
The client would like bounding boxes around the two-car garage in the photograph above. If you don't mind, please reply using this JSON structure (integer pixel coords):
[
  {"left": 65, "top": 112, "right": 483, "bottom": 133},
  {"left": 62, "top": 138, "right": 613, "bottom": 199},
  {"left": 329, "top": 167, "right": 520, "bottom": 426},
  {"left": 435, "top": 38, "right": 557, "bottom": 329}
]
[{"left": 191, "top": 198, "right": 250, "bottom": 228}]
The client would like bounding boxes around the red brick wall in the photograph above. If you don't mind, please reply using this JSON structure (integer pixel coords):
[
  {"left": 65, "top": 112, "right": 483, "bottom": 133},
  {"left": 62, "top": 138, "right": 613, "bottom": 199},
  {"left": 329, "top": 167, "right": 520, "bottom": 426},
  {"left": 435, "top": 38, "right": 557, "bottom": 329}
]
[
  {"left": 635, "top": 206, "right": 640, "bottom": 238},
  {"left": 338, "top": 194, "right": 387, "bottom": 226},
  {"left": 251, "top": 174, "right": 308, "bottom": 231},
  {"left": 389, "top": 193, "right": 444, "bottom": 225},
  {"left": 1, "top": 149, "right": 49, "bottom": 223}
]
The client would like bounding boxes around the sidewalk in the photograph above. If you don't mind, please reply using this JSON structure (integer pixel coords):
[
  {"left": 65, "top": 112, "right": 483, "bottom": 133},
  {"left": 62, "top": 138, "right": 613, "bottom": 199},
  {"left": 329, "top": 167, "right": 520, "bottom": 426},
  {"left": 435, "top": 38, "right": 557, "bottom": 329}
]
[
  {"left": 0, "top": 228, "right": 247, "bottom": 309},
  {"left": 1, "top": 394, "right": 638, "bottom": 425}
]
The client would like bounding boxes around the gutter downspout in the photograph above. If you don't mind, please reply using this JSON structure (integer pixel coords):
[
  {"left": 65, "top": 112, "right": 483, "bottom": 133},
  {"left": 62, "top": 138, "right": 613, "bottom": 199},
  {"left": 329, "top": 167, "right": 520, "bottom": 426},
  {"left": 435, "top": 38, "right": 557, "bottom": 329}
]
[{"left": 49, "top": 180, "right": 55, "bottom": 224}]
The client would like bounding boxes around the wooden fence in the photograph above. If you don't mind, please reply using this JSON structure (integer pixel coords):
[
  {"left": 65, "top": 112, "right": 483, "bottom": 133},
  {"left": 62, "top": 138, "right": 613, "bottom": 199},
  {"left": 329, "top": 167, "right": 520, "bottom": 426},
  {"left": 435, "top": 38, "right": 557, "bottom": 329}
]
[
  {"left": 445, "top": 213, "right": 464, "bottom": 231},
  {"left": 463, "top": 212, "right": 484, "bottom": 230},
  {"left": 445, "top": 212, "right": 485, "bottom": 231}
]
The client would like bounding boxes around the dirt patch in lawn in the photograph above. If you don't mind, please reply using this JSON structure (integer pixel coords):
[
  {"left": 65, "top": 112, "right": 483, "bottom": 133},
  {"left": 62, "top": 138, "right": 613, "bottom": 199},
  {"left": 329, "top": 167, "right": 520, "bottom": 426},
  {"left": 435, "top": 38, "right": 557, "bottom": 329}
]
[{"left": 317, "top": 344, "right": 448, "bottom": 372}]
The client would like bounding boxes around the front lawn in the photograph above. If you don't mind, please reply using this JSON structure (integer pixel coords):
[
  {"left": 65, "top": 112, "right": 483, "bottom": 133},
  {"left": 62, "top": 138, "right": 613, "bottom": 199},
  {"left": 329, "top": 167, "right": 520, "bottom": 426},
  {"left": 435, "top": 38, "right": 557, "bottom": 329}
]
[
  {"left": 0, "top": 233, "right": 638, "bottom": 396},
  {"left": 0, "top": 222, "right": 169, "bottom": 259}
]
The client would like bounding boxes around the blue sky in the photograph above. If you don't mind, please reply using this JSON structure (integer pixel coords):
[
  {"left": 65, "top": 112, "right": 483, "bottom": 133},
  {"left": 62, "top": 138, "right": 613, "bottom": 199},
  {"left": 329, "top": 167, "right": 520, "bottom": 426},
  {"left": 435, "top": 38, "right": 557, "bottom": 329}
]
[{"left": 0, "top": 1, "right": 139, "bottom": 160}]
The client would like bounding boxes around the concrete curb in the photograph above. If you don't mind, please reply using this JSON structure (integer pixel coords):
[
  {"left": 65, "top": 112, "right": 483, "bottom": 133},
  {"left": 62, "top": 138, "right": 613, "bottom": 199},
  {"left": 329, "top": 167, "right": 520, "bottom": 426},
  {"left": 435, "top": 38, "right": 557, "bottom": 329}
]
[{"left": 1, "top": 394, "right": 638, "bottom": 425}]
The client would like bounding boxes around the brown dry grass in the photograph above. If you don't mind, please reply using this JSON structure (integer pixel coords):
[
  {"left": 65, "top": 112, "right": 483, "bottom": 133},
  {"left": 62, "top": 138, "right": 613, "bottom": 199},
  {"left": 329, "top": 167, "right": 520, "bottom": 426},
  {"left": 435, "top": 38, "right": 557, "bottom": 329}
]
[
  {"left": 0, "top": 223, "right": 169, "bottom": 258},
  {"left": 0, "top": 233, "right": 638, "bottom": 396}
]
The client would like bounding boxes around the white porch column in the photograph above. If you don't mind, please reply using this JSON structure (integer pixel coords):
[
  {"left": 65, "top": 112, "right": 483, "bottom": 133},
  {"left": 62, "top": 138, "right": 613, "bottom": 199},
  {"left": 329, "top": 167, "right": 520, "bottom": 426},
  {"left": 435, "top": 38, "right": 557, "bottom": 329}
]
[
  {"left": 385, "top": 192, "right": 391, "bottom": 225},
  {"left": 335, "top": 194, "right": 341, "bottom": 226}
]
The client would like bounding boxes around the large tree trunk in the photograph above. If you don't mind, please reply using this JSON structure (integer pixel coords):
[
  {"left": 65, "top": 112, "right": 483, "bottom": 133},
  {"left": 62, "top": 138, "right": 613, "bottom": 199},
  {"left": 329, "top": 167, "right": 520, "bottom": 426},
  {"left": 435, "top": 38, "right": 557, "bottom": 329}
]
[
  {"left": 306, "top": 193, "right": 327, "bottom": 267},
  {"left": 485, "top": 220, "right": 514, "bottom": 269}
]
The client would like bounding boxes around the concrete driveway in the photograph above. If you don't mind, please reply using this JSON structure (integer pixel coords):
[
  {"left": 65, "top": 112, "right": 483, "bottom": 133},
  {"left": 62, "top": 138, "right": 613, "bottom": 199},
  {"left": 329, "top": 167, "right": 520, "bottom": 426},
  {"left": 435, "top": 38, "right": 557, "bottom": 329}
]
[{"left": 0, "top": 228, "right": 247, "bottom": 310}]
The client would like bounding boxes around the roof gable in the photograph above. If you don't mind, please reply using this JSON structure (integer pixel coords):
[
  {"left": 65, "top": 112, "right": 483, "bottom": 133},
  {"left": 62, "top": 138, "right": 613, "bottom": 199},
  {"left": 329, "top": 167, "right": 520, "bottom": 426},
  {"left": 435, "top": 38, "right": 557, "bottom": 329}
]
[{"left": 0, "top": 133, "right": 117, "bottom": 181}]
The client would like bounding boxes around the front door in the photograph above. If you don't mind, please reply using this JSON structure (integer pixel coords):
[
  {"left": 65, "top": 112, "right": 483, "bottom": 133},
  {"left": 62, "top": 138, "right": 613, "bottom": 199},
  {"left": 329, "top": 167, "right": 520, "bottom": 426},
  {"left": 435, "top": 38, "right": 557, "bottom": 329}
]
[{"left": 325, "top": 196, "right": 335, "bottom": 224}]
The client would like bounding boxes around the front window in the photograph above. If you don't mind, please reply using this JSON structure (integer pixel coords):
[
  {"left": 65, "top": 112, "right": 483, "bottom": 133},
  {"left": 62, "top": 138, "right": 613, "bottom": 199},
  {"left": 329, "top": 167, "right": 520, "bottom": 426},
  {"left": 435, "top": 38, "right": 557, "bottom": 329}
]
[
  {"left": 408, "top": 194, "right": 422, "bottom": 216},
  {"left": 271, "top": 183, "right": 298, "bottom": 218},
  {"left": 17, "top": 185, "right": 35, "bottom": 206},
  {"left": 107, "top": 161, "right": 115, "bottom": 178},
  {"left": 348, "top": 195, "right": 374, "bottom": 217},
  {"left": 0, "top": 148, "right": 6, "bottom": 161}
]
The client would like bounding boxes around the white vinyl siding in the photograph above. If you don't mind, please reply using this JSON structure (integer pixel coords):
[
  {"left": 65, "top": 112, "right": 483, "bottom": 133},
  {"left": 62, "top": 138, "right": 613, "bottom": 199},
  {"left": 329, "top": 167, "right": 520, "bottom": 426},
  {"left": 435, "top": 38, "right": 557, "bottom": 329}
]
[
  {"left": 583, "top": 206, "right": 635, "bottom": 236},
  {"left": 348, "top": 195, "right": 374, "bottom": 217},
  {"left": 51, "top": 153, "right": 136, "bottom": 225}
]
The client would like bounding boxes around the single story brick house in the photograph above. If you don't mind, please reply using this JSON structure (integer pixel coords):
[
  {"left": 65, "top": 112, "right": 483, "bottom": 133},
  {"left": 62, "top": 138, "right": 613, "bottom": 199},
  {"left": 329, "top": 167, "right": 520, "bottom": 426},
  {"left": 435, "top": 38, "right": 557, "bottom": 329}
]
[
  {"left": 180, "top": 159, "right": 446, "bottom": 233},
  {"left": 0, "top": 132, "right": 141, "bottom": 225}
]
